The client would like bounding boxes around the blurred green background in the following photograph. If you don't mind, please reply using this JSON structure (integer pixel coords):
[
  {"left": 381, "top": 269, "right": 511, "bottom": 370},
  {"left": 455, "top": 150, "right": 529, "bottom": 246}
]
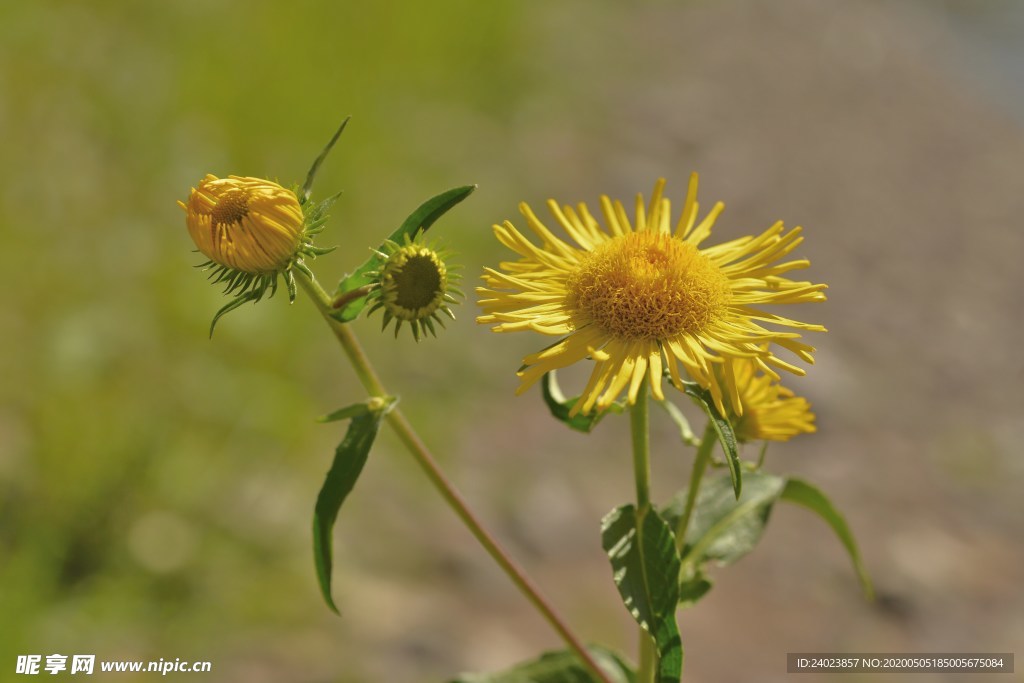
[{"left": 2, "top": 1, "right": 1022, "bottom": 681}]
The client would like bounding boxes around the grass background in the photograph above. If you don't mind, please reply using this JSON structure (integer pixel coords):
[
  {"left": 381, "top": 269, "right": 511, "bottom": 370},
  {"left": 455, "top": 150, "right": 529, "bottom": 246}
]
[{"left": 1, "top": 1, "right": 1022, "bottom": 681}]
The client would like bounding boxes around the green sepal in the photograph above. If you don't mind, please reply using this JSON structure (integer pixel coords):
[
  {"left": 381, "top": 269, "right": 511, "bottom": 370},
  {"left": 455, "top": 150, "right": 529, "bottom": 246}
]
[
  {"left": 208, "top": 290, "right": 260, "bottom": 338},
  {"left": 541, "top": 371, "right": 623, "bottom": 433},
  {"left": 312, "top": 396, "right": 397, "bottom": 614},
  {"left": 449, "top": 645, "right": 636, "bottom": 683},
  {"left": 330, "top": 184, "right": 476, "bottom": 323},
  {"left": 601, "top": 505, "right": 683, "bottom": 683},
  {"left": 780, "top": 478, "right": 874, "bottom": 600}
]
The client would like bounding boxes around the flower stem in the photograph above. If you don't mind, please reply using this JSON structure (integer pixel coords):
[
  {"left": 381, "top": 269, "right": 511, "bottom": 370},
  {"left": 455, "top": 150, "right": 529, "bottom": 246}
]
[
  {"left": 294, "top": 271, "right": 614, "bottom": 683},
  {"left": 674, "top": 422, "right": 717, "bottom": 553},
  {"left": 629, "top": 374, "right": 656, "bottom": 683},
  {"left": 631, "top": 375, "right": 651, "bottom": 513}
]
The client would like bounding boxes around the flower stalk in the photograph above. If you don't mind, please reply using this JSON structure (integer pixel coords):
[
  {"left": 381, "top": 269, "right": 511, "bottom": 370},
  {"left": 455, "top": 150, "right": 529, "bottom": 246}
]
[
  {"left": 629, "top": 372, "right": 656, "bottom": 683},
  {"left": 675, "top": 422, "right": 717, "bottom": 552},
  {"left": 294, "top": 271, "right": 614, "bottom": 683}
]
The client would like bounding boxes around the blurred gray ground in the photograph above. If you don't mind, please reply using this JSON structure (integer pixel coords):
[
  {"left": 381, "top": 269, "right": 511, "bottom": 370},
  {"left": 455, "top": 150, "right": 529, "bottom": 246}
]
[
  {"left": 409, "top": 2, "right": 1024, "bottom": 681},
  {"left": 1, "top": 0, "right": 1021, "bottom": 682}
]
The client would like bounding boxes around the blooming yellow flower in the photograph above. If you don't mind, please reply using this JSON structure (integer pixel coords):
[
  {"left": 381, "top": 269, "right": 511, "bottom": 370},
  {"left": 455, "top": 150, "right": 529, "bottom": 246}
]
[
  {"left": 179, "top": 174, "right": 305, "bottom": 274},
  {"left": 365, "top": 236, "right": 462, "bottom": 341},
  {"left": 477, "top": 174, "right": 826, "bottom": 417},
  {"left": 716, "top": 356, "right": 816, "bottom": 442}
]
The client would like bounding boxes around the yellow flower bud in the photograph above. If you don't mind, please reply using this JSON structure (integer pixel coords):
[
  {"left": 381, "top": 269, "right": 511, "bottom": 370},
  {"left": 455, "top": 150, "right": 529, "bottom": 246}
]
[
  {"left": 179, "top": 175, "right": 305, "bottom": 275},
  {"left": 178, "top": 173, "right": 337, "bottom": 335}
]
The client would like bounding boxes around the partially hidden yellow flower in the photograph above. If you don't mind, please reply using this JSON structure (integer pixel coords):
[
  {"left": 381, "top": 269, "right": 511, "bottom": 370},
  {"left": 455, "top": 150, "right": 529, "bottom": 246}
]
[
  {"left": 477, "top": 174, "right": 826, "bottom": 417},
  {"left": 365, "top": 236, "right": 462, "bottom": 341},
  {"left": 179, "top": 174, "right": 305, "bottom": 274},
  {"left": 716, "top": 355, "right": 816, "bottom": 442}
]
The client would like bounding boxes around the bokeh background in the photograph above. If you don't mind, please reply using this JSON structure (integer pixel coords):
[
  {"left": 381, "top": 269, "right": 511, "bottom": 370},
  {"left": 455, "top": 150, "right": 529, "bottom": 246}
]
[{"left": 1, "top": 1, "right": 1021, "bottom": 681}]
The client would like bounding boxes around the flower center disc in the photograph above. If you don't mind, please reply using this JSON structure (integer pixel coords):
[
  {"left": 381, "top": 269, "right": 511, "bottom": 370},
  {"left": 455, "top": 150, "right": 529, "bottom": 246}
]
[
  {"left": 211, "top": 188, "right": 251, "bottom": 227},
  {"left": 384, "top": 249, "right": 446, "bottom": 319},
  {"left": 566, "top": 231, "right": 730, "bottom": 340}
]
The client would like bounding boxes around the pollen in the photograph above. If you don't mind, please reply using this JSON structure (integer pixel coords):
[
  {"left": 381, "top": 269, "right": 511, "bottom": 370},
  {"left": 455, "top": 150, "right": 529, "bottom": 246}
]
[{"left": 565, "top": 230, "right": 731, "bottom": 341}]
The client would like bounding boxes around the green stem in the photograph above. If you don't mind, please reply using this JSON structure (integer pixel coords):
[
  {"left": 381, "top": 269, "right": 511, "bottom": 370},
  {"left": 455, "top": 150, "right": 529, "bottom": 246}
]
[
  {"left": 631, "top": 375, "right": 651, "bottom": 512},
  {"left": 629, "top": 374, "right": 656, "bottom": 683},
  {"left": 295, "top": 272, "right": 613, "bottom": 683},
  {"left": 674, "top": 422, "right": 717, "bottom": 553}
]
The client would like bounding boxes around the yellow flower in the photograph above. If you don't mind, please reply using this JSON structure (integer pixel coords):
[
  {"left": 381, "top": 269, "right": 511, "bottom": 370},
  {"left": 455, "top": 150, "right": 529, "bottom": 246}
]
[
  {"left": 365, "top": 236, "right": 462, "bottom": 341},
  {"left": 477, "top": 174, "right": 826, "bottom": 416},
  {"left": 717, "top": 356, "right": 816, "bottom": 442},
  {"left": 179, "top": 174, "right": 305, "bottom": 274}
]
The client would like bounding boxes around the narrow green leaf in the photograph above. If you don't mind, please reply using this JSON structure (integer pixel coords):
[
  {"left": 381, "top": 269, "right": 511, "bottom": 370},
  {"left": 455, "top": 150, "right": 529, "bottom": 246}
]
[
  {"left": 301, "top": 117, "right": 350, "bottom": 203},
  {"left": 316, "top": 402, "right": 371, "bottom": 423},
  {"left": 312, "top": 399, "right": 394, "bottom": 613},
  {"left": 680, "top": 381, "right": 741, "bottom": 499},
  {"left": 601, "top": 505, "right": 682, "bottom": 683},
  {"left": 664, "top": 472, "right": 785, "bottom": 575},
  {"left": 449, "top": 646, "right": 636, "bottom": 683},
  {"left": 541, "top": 371, "right": 623, "bottom": 432},
  {"left": 780, "top": 478, "right": 874, "bottom": 600},
  {"left": 331, "top": 185, "right": 476, "bottom": 322}
]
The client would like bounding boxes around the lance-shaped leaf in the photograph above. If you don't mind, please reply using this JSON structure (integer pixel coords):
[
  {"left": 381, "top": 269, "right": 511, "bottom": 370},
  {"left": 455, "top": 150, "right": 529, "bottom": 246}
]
[
  {"left": 601, "top": 505, "right": 682, "bottom": 683},
  {"left": 541, "top": 371, "right": 623, "bottom": 433},
  {"left": 449, "top": 646, "right": 636, "bottom": 683},
  {"left": 331, "top": 185, "right": 476, "bottom": 322},
  {"left": 780, "top": 478, "right": 874, "bottom": 600},
  {"left": 313, "top": 397, "right": 396, "bottom": 613},
  {"left": 679, "top": 379, "right": 742, "bottom": 499}
]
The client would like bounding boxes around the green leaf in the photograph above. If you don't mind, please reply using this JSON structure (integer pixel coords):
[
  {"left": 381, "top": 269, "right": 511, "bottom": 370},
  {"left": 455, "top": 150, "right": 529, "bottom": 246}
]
[
  {"left": 312, "top": 397, "right": 395, "bottom": 613},
  {"left": 677, "top": 569, "right": 713, "bottom": 609},
  {"left": 680, "top": 381, "right": 741, "bottom": 499},
  {"left": 330, "top": 184, "right": 476, "bottom": 322},
  {"left": 301, "top": 116, "right": 350, "bottom": 203},
  {"left": 662, "top": 474, "right": 873, "bottom": 606},
  {"left": 664, "top": 472, "right": 785, "bottom": 574},
  {"left": 780, "top": 478, "right": 874, "bottom": 600},
  {"left": 601, "top": 505, "right": 682, "bottom": 683},
  {"left": 541, "top": 371, "right": 623, "bottom": 433},
  {"left": 449, "top": 646, "right": 635, "bottom": 683},
  {"left": 317, "top": 402, "right": 372, "bottom": 423}
]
